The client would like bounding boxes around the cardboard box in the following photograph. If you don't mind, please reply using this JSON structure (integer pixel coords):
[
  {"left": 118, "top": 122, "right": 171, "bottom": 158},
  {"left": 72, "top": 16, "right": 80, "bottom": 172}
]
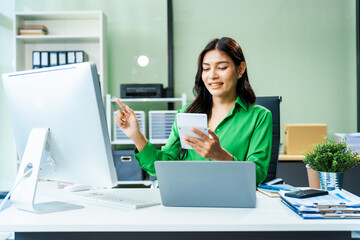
[{"left": 284, "top": 124, "right": 327, "bottom": 155}]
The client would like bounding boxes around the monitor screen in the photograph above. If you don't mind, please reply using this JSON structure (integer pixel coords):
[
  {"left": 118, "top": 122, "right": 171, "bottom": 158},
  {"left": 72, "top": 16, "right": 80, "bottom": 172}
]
[{"left": 2, "top": 63, "right": 117, "bottom": 189}]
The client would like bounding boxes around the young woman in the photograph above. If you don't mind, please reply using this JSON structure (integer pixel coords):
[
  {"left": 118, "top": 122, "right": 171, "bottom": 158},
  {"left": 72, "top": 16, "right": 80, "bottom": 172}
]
[{"left": 115, "top": 37, "right": 272, "bottom": 185}]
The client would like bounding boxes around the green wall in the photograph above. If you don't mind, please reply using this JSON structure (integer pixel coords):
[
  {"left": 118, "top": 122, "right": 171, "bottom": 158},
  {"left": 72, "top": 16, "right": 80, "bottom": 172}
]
[
  {"left": 0, "top": 0, "right": 357, "bottom": 188},
  {"left": 172, "top": 0, "right": 356, "bottom": 138}
]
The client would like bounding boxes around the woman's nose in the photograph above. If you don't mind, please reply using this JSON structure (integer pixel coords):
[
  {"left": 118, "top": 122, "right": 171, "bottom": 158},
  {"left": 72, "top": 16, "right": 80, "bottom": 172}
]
[{"left": 208, "top": 68, "right": 218, "bottom": 79}]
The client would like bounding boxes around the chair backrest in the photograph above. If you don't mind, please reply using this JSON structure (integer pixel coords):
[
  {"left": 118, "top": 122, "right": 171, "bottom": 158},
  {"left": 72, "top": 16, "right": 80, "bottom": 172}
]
[{"left": 255, "top": 96, "right": 282, "bottom": 183}]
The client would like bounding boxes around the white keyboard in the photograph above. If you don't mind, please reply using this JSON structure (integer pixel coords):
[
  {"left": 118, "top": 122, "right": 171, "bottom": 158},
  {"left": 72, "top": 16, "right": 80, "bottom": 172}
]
[{"left": 67, "top": 190, "right": 161, "bottom": 209}]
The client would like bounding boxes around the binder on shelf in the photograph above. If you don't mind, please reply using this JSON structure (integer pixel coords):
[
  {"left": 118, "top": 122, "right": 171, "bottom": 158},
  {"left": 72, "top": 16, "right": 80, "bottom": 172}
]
[
  {"left": 58, "top": 52, "right": 67, "bottom": 65},
  {"left": 279, "top": 189, "right": 360, "bottom": 219},
  {"left": 40, "top": 51, "right": 49, "bottom": 68},
  {"left": 32, "top": 51, "right": 41, "bottom": 69},
  {"left": 32, "top": 50, "right": 88, "bottom": 68},
  {"left": 67, "top": 51, "right": 76, "bottom": 64},
  {"left": 75, "top": 51, "right": 88, "bottom": 63},
  {"left": 49, "top": 52, "right": 58, "bottom": 66}
]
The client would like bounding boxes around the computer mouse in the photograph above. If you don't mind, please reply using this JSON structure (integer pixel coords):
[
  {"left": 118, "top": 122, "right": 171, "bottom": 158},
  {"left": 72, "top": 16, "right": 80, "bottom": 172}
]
[{"left": 64, "top": 184, "right": 91, "bottom": 192}]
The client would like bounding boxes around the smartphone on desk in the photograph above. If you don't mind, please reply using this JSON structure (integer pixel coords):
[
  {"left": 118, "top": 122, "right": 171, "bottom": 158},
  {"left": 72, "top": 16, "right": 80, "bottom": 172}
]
[
  {"left": 177, "top": 113, "right": 208, "bottom": 149},
  {"left": 285, "top": 189, "right": 328, "bottom": 198}
]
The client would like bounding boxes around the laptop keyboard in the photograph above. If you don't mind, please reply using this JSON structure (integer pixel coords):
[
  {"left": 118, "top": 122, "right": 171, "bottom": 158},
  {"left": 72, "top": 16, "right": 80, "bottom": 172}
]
[{"left": 66, "top": 190, "right": 161, "bottom": 209}]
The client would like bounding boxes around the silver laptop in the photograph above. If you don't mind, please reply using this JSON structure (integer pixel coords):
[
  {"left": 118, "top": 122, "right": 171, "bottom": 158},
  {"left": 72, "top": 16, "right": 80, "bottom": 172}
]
[{"left": 154, "top": 161, "right": 256, "bottom": 208}]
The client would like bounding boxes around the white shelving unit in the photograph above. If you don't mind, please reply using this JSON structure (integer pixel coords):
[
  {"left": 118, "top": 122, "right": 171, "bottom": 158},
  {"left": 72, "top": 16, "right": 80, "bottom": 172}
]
[
  {"left": 14, "top": 11, "right": 108, "bottom": 96},
  {"left": 106, "top": 93, "right": 187, "bottom": 145}
]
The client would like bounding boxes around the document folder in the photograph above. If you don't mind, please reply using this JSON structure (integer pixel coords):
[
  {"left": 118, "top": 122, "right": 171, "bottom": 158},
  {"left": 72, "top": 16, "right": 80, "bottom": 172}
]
[
  {"left": 279, "top": 189, "right": 360, "bottom": 219},
  {"left": 58, "top": 52, "right": 67, "bottom": 65},
  {"left": 67, "top": 51, "right": 76, "bottom": 64},
  {"left": 49, "top": 52, "right": 58, "bottom": 66},
  {"left": 75, "top": 51, "right": 88, "bottom": 63},
  {"left": 32, "top": 51, "right": 41, "bottom": 69},
  {"left": 40, "top": 51, "right": 49, "bottom": 67}
]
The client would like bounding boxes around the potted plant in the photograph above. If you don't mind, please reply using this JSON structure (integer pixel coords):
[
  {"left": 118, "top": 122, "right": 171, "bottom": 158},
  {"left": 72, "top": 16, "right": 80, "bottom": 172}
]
[{"left": 303, "top": 137, "right": 360, "bottom": 190}]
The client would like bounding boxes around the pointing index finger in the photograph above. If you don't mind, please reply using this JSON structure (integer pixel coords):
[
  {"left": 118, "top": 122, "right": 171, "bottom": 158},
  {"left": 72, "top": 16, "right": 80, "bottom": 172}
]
[{"left": 115, "top": 98, "right": 128, "bottom": 112}]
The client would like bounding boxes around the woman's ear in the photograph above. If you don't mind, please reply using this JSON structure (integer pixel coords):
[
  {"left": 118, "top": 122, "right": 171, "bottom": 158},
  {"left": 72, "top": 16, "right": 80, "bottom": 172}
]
[
  {"left": 239, "top": 61, "right": 246, "bottom": 75},
  {"left": 238, "top": 62, "right": 246, "bottom": 78}
]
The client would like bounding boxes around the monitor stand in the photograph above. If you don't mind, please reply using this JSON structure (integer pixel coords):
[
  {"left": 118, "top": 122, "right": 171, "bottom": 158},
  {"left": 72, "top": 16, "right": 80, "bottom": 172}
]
[{"left": 10, "top": 128, "right": 83, "bottom": 213}]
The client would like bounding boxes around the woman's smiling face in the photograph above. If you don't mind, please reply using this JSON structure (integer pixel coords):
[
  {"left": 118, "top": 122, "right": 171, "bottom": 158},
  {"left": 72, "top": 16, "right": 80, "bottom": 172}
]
[{"left": 201, "top": 49, "right": 242, "bottom": 100}]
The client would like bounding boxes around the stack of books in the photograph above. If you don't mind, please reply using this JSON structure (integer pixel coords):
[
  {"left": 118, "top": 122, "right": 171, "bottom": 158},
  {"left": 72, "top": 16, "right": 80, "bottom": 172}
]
[{"left": 19, "top": 25, "right": 48, "bottom": 35}]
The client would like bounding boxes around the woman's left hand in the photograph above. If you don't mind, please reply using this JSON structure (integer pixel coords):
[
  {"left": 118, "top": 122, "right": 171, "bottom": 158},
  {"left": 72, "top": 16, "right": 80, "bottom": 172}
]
[{"left": 183, "top": 128, "right": 234, "bottom": 161}]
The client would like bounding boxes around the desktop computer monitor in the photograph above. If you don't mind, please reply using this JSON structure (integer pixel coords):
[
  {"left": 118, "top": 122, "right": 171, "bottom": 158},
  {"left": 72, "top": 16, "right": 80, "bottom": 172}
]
[{"left": 2, "top": 62, "right": 118, "bottom": 213}]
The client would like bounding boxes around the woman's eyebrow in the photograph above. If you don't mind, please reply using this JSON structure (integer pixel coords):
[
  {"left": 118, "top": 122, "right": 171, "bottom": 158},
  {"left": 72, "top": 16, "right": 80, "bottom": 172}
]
[{"left": 202, "top": 61, "right": 230, "bottom": 65}]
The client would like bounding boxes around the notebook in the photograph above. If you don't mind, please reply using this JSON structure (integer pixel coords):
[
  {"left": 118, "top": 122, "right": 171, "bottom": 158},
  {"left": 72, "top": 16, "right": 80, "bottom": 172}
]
[{"left": 154, "top": 161, "right": 256, "bottom": 208}]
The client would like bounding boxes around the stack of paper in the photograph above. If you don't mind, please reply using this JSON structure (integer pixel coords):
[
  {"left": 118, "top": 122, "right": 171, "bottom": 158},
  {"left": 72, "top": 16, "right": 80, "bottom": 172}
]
[{"left": 279, "top": 189, "right": 360, "bottom": 219}]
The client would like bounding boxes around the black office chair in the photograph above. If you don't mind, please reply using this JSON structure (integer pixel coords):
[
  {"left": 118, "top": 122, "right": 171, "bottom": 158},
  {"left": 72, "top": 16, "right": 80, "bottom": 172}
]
[{"left": 255, "top": 96, "right": 282, "bottom": 184}]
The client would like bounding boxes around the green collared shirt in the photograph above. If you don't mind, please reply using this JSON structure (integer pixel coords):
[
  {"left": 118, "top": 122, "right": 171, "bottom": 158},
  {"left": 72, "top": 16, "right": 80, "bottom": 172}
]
[{"left": 135, "top": 97, "right": 273, "bottom": 185}]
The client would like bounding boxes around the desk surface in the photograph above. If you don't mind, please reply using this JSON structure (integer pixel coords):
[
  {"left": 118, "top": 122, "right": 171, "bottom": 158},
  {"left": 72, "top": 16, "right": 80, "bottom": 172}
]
[{"left": 0, "top": 182, "right": 360, "bottom": 233}]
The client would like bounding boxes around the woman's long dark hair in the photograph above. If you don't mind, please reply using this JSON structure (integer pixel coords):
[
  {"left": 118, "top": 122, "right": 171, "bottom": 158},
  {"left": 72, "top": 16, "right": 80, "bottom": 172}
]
[{"left": 175, "top": 37, "right": 256, "bottom": 159}]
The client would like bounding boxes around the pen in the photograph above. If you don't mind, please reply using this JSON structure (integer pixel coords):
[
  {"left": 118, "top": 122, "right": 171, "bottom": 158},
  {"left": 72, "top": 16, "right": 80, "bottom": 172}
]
[{"left": 258, "top": 184, "right": 297, "bottom": 191}]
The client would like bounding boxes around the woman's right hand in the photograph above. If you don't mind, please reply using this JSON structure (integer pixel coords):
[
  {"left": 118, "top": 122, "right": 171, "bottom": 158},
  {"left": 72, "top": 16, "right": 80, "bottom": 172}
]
[{"left": 115, "top": 98, "right": 141, "bottom": 140}]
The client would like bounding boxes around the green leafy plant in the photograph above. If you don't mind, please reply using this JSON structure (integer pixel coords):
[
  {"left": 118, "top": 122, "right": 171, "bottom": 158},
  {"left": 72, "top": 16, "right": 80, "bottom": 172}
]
[{"left": 303, "top": 137, "right": 360, "bottom": 172}]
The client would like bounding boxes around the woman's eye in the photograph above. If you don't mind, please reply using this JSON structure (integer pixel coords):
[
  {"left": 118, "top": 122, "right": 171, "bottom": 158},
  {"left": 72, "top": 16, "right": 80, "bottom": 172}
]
[
  {"left": 203, "top": 68, "right": 210, "bottom": 72},
  {"left": 218, "top": 66, "right": 228, "bottom": 70}
]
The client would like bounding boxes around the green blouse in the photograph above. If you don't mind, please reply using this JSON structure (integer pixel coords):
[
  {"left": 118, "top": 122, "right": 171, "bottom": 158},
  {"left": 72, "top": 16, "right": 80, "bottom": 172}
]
[{"left": 134, "top": 97, "right": 273, "bottom": 185}]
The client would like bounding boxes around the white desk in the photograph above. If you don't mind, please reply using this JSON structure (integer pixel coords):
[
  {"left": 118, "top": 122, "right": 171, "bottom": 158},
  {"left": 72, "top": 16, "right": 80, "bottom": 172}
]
[{"left": 1, "top": 182, "right": 360, "bottom": 240}]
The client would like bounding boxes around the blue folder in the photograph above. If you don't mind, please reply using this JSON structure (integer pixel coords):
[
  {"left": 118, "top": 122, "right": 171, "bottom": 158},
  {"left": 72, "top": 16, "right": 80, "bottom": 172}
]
[{"left": 258, "top": 184, "right": 299, "bottom": 192}]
